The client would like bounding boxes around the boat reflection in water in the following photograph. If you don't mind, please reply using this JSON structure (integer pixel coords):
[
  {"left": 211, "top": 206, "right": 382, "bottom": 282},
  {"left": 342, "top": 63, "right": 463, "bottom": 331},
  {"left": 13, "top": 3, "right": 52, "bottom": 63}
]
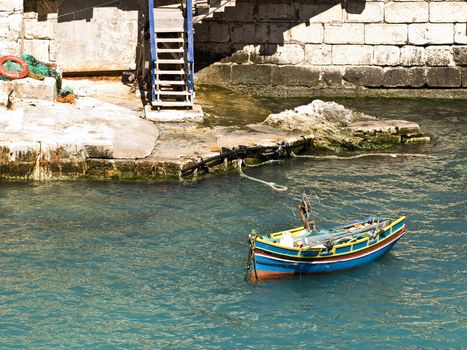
[{"left": 247, "top": 216, "right": 407, "bottom": 281}]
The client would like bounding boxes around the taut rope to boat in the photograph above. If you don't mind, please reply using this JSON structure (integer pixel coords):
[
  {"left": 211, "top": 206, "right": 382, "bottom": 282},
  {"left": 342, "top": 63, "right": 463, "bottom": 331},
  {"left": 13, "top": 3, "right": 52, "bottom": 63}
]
[
  {"left": 237, "top": 159, "right": 288, "bottom": 192},
  {"left": 242, "top": 159, "right": 282, "bottom": 168}
]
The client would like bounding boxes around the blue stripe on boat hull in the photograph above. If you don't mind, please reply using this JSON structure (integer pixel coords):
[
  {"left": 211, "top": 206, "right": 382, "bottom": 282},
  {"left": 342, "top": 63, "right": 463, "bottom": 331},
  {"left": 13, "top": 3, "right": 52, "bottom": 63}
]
[{"left": 253, "top": 228, "right": 406, "bottom": 278}]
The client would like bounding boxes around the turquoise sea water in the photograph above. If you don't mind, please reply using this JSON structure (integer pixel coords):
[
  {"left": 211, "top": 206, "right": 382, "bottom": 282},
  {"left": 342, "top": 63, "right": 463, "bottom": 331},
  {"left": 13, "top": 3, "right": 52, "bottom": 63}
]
[{"left": 1, "top": 98, "right": 466, "bottom": 349}]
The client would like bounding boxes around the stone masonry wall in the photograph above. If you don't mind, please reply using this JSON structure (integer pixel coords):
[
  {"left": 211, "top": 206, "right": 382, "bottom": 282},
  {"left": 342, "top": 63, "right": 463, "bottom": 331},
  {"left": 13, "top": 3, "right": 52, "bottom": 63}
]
[
  {"left": 1, "top": 0, "right": 140, "bottom": 72},
  {"left": 53, "top": 7, "right": 139, "bottom": 72},
  {"left": 195, "top": 0, "right": 467, "bottom": 91},
  {"left": 21, "top": 11, "right": 56, "bottom": 64},
  {"left": 1, "top": 0, "right": 466, "bottom": 91},
  {"left": 0, "top": 0, "right": 23, "bottom": 55}
]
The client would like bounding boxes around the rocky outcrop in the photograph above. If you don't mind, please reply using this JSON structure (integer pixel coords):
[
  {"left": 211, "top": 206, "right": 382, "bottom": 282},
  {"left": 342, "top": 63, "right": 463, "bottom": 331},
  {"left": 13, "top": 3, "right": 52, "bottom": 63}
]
[
  {"left": 263, "top": 100, "right": 430, "bottom": 151},
  {"left": 264, "top": 100, "right": 375, "bottom": 133}
]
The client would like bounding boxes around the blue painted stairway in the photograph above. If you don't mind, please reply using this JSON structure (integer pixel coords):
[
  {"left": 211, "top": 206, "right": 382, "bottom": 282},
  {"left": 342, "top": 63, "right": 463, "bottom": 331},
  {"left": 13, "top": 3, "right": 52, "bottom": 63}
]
[
  {"left": 147, "top": 0, "right": 236, "bottom": 110},
  {"left": 148, "top": 0, "right": 194, "bottom": 109}
]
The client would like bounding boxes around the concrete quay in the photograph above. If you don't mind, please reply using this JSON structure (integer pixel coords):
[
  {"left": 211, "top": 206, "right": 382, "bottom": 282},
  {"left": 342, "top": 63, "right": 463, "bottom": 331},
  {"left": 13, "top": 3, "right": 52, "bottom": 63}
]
[{"left": 0, "top": 78, "right": 430, "bottom": 181}]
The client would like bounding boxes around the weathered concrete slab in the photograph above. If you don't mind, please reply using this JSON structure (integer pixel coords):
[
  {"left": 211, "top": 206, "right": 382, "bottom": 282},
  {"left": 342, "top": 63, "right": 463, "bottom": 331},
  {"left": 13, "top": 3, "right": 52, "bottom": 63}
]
[
  {"left": 62, "top": 78, "right": 143, "bottom": 110},
  {"left": 151, "top": 123, "right": 218, "bottom": 162},
  {"left": 0, "top": 97, "right": 158, "bottom": 163},
  {"left": 0, "top": 77, "right": 57, "bottom": 101},
  {"left": 144, "top": 104, "right": 204, "bottom": 122}
]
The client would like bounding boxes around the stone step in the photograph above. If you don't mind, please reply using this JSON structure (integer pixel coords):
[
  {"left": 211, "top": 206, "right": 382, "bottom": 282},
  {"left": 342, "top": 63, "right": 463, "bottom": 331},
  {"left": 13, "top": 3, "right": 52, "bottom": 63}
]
[{"left": 193, "top": 0, "right": 237, "bottom": 23}]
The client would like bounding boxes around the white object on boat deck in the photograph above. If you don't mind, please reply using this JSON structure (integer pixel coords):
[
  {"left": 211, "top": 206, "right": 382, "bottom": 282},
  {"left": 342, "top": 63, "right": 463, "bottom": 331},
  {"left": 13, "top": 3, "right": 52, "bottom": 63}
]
[
  {"left": 279, "top": 231, "right": 294, "bottom": 247},
  {"left": 310, "top": 244, "right": 326, "bottom": 249}
]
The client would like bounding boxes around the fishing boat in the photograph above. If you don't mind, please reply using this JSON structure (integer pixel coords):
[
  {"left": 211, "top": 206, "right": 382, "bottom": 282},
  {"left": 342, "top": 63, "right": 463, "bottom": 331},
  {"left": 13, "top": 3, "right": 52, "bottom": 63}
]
[{"left": 246, "top": 215, "right": 407, "bottom": 281}]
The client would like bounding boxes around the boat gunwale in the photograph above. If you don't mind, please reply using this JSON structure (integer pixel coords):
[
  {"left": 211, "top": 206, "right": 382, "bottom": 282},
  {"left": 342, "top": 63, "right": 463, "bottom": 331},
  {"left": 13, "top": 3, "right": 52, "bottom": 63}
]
[
  {"left": 256, "top": 224, "right": 407, "bottom": 263},
  {"left": 267, "top": 216, "right": 383, "bottom": 240},
  {"left": 255, "top": 216, "right": 407, "bottom": 257}
]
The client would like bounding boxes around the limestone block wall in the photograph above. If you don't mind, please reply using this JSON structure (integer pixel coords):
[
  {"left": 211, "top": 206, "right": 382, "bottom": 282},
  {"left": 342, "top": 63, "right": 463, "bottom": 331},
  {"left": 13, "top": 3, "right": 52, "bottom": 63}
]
[
  {"left": 21, "top": 11, "right": 56, "bottom": 63},
  {"left": 1, "top": 0, "right": 466, "bottom": 91},
  {"left": 53, "top": 8, "right": 139, "bottom": 72},
  {"left": 195, "top": 0, "right": 467, "bottom": 90},
  {"left": 0, "top": 0, "right": 23, "bottom": 55},
  {"left": 2, "top": 0, "right": 141, "bottom": 72}
]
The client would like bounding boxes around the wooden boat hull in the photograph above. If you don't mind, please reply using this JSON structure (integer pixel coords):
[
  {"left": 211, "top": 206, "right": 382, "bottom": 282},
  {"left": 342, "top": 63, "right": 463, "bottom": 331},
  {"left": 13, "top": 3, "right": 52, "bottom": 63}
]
[{"left": 250, "top": 216, "right": 406, "bottom": 280}]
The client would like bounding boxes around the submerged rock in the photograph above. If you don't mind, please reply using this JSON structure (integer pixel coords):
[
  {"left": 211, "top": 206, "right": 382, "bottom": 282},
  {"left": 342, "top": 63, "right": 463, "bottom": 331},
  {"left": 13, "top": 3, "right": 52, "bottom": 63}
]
[{"left": 262, "top": 99, "right": 429, "bottom": 151}]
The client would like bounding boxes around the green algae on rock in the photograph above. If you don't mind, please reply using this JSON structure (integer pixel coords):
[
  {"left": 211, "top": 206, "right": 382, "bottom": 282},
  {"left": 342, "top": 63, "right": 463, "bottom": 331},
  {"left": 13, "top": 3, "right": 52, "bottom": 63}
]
[{"left": 262, "top": 100, "right": 430, "bottom": 152}]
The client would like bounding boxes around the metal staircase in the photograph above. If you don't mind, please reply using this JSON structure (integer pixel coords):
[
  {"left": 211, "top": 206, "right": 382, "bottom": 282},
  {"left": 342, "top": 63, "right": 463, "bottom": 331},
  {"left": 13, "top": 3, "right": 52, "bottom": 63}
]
[
  {"left": 148, "top": 0, "right": 194, "bottom": 110},
  {"left": 147, "top": 0, "right": 236, "bottom": 110}
]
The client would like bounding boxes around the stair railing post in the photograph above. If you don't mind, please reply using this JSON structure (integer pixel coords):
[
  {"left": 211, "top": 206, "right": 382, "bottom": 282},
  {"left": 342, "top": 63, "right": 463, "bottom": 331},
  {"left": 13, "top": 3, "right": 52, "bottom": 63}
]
[
  {"left": 186, "top": 0, "right": 195, "bottom": 97},
  {"left": 148, "top": 0, "right": 157, "bottom": 103}
]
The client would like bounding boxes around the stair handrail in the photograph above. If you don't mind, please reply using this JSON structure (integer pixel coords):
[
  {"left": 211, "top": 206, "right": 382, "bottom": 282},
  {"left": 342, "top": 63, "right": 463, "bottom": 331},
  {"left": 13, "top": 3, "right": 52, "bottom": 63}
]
[
  {"left": 193, "top": 0, "right": 236, "bottom": 24},
  {"left": 148, "top": 0, "right": 157, "bottom": 102},
  {"left": 186, "top": 0, "right": 195, "bottom": 95}
]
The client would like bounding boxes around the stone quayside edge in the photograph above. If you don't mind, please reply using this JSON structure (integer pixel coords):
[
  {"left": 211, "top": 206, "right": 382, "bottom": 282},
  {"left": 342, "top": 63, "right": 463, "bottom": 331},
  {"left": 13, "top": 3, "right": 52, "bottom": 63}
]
[{"left": 0, "top": 131, "right": 429, "bottom": 181}]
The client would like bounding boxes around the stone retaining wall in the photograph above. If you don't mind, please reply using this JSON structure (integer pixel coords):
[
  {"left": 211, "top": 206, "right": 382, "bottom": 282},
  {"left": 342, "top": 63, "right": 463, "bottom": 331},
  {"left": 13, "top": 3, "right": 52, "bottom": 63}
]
[
  {"left": 1, "top": 0, "right": 140, "bottom": 72},
  {"left": 1, "top": 1, "right": 466, "bottom": 92},
  {"left": 21, "top": 11, "right": 56, "bottom": 64},
  {"left": 0, "top": 0, "right": 23, "bottom": 55},
  {"left": 21, "top": 1, "right": 140, "bottom": 72},
  {"left": 195, "top": 0, "right": 467, "bottom": 91}
]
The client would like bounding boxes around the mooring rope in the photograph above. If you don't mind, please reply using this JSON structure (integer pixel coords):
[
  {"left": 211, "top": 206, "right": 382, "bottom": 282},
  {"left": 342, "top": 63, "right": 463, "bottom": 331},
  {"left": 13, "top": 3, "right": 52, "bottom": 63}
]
[
  {"left": 237, "top": 159, "right": 288, "bottom": 192},
  {"left": 243, "top": 159, "right": 282, "bottom": 168},
  {"left": 290, "top": 152, "right": 434, "bottom": 160},
  {"left": 244, "top": 230, "right": 259, "bottom": 281}
]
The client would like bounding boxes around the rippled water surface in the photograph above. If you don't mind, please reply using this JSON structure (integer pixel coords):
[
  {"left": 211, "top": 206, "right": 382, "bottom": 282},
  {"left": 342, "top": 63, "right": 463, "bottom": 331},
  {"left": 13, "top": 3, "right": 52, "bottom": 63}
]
[{"left": 1, "top": 98, "right": 466, "bottom": 349}]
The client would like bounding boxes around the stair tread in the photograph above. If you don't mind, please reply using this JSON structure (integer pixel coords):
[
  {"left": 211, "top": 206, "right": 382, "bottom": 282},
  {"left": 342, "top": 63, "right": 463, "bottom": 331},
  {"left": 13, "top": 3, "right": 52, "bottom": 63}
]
[
  {"left": 155, "top": 27, "right": 185, "bottom": 33},
  {"left": 157, "top": 37, "right": 185, "bottom": 43},
  {"left": 155, "top": 80, "right": 186, "bottom": 85},
  {"left": 157, "top": 48, "right": 184, "bottom": 53},
  {"left": 152, "top": 100, "right": 193, "bottom": 107},
  {"left": 156, "top": 58, "right": 185, "bottom": 64},
  {"left": 156, "top": 69, "right": 185, "bottom": 74},
  {"left": 155, "top": 90, "right": 191, "bottom": 95}
]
